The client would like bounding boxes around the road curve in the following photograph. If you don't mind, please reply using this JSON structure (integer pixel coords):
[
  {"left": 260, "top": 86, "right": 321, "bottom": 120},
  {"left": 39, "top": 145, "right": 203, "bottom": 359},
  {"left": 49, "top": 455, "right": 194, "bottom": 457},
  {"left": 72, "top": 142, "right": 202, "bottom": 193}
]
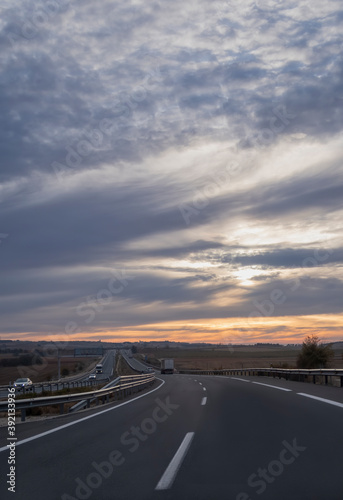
[{"left": 0, "top": 374, "right": 342, "bottom": 499}]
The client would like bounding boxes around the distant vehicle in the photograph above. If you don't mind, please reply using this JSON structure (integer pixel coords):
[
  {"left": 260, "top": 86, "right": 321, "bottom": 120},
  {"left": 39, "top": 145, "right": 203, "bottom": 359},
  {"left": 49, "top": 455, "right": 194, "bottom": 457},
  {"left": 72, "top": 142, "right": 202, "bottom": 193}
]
[
  {"left": 13, "top": 378, "right": 33, "bottom": 389},
  {"left": 88, "top": 373, "right": 96, "bottom": 379},
  {"left": 95, "top": 363, "right": 103, "bottom": 374},
  {"left": 147, "top": 367, "right": 154, "bottom": 372},
  {"left": 160, "top": 359, "right": 174, "bottom": 374}
]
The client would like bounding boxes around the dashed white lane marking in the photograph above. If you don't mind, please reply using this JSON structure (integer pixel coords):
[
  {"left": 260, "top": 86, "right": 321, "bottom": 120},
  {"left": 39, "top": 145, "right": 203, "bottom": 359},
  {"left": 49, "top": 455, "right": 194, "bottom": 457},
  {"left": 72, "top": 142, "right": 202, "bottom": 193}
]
[
  {"left": 297, "top": 393, "right": 343, "bottom": 408},
  {"left": 199, "top": 382, "right": 202, "bottom": 385},
  {"left": 155, "top": 432, "right": 195, "bottom": 490},
  {"left": 230, "top": 377, "right": 250, "bottom": 383},
  {"left": 203, "top": 387, "right": 206, "bottom": 391},
  {"left": 201, "top": 397, "right": 207, "bottom": 406},
  {"left": 252, "top": 382, "right": 292, "bottom": 392}
]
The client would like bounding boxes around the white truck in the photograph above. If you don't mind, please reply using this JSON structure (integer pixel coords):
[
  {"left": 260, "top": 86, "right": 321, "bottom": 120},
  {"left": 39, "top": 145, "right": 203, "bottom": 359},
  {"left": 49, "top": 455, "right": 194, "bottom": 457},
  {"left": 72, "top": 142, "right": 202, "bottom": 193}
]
[
  {"left": 160, "top": 358, "right": 174, "bottom": 374},
  {"left": 95, "top": 363, "right": 103, "bottom": 374}
]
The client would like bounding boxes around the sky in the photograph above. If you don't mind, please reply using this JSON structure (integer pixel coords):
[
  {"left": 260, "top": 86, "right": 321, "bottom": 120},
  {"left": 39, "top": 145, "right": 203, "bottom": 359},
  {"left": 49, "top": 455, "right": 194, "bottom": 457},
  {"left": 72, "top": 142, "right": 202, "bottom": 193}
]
[{"left": 0, "top": 0, "right": 343, "bottom": 345}]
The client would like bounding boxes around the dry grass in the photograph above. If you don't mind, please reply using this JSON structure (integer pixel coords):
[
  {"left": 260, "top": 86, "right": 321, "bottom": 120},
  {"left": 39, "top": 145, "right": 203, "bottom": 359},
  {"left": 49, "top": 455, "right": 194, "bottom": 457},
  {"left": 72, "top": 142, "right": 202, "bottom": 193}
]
[
  {"left": 0, "top": 356, "right": 99, "bottom": 385},
  {"left": 117, "top": 354, "right": 138, "bottom": 376},
  {"left": 141, "top": 346, "right": 343, "bottom": 370}
]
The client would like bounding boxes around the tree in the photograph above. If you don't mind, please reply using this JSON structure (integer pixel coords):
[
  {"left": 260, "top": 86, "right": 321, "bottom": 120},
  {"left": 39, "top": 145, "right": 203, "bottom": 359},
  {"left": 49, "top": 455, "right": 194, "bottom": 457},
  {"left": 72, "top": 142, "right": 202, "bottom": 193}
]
[{"left": 296, "top": 335, "right": 333, "bottom": 369}]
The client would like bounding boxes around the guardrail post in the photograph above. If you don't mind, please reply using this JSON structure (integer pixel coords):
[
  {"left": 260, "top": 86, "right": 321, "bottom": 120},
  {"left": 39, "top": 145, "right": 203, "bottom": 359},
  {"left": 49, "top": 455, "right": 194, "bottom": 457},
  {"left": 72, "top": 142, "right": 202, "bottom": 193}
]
[
  {"left": 313, "top": 375, "right": 316, "bottom": 384},
  {"left": 60, "top": 403, "right": 64, "bottom": 415},
  {"left": 87, "top": 399, "right": 90, "bottom": 408},
  {"left": 21, "top": 409, "right": 26, "bottom": 422}
]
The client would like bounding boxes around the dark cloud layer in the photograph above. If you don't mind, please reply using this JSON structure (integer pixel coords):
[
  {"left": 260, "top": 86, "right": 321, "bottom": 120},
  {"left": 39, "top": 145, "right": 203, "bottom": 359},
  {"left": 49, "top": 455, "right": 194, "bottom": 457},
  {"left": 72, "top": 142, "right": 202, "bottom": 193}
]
[{"left": 0, "top": 0, "right": 342, "bottom": 340}]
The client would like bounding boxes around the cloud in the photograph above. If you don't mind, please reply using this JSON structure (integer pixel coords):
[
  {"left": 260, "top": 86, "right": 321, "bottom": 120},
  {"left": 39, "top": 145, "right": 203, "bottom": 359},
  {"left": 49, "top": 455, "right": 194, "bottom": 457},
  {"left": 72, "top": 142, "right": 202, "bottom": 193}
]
[{"left": 0, "top": 0, "right": 342, "bottom": 342}]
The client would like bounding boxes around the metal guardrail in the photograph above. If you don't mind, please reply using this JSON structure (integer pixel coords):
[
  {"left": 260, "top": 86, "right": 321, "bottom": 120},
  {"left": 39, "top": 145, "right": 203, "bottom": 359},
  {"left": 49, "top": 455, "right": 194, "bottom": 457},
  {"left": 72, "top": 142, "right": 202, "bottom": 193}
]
[
  {"left": 0, "top": 351, "right": 115, "bottom": 391},
  {"left": 0, "top": 373, "right": 155, "bottom": 422},
  {"left": 69, "top": 376, "right": 121, "bottom": 413},
  {"left": 179, "top": 367, "right": 343, "bottom": 387},
  {"left": 1, "top": 378, "right": 102, "bottom": 395}
]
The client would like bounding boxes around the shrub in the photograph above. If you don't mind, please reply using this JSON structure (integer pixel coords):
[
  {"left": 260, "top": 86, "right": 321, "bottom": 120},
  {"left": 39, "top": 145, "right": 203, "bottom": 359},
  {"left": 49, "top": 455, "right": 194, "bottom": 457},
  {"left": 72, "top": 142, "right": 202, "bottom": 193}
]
[{"left": 296, "top": 335, "right": 333, "bottom": 369}]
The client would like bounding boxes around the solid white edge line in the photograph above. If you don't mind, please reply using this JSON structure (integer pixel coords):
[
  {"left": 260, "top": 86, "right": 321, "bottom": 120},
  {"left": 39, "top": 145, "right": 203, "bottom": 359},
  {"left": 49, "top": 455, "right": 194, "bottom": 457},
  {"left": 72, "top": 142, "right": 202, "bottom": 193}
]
[
  {"left": 0, "top": 378, "right": 165, "bottom": 453},
  {"left": 155, "top": 432, "right": 195, "bottom": 490},
  {"left": 201, "top": 397, "right": 207, "bottom": 406},
  {"left": 297, "top": 393, "right": 343, "bottom": 408},
  {"left": 252, "top": 382, "right": 292, "bottom": 392},
  {"left": 230, "top": 377, "right": 250, "bottom": 383}
]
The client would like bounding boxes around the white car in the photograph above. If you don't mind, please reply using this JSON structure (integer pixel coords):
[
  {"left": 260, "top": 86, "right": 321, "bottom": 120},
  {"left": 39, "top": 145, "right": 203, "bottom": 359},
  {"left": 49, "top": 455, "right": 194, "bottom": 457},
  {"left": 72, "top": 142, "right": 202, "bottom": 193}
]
[
  {"left": 88, "top": 373, "right": 96, "bottom": 379},
  {"left": 13, "top": 378, "right": 33, "bottom": 389}
]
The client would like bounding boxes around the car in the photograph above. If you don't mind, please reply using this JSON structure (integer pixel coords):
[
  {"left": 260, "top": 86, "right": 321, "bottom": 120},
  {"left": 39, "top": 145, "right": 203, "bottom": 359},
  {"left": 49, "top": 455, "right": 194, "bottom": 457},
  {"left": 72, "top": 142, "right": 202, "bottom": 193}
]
[
  {"left": 88, "top": 373, "right": 96, "bottom": 379},
  {"left": 13, "top": 378, "right": 33, "bottom": 389}
]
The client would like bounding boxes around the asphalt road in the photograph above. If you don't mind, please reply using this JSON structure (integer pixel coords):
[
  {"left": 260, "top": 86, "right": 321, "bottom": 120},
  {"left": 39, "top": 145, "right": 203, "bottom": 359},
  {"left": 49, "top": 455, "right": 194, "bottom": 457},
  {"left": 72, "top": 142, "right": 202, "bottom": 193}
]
[
  {"left": 0, "top": 374, "right": 342, "bottom": 500},
  {"left": 88, "top": 349, "right": 116, "bottom": 382},
  {"left": 0, "top": 350, "right": 117, "bottom": 399},
  {"left": 121, "top": 350, "right": 153, "bottom": 373}
]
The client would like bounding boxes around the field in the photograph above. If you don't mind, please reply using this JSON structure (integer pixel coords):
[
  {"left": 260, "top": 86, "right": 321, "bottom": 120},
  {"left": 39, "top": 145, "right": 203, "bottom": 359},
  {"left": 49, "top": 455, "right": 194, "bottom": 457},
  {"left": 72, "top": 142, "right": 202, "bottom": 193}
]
[
  {"left": 140, "top": 345, "right": 343, "bottom": 371},
  {"left": 0, "top": 356, "right": 99, "bottom": 385}
]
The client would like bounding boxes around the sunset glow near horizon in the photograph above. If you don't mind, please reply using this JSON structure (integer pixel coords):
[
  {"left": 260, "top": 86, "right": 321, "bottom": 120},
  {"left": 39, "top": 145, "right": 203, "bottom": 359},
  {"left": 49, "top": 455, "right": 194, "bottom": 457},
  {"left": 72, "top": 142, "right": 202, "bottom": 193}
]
[{"left": 1, "top": 1, "right": 343, "bottom": 345}]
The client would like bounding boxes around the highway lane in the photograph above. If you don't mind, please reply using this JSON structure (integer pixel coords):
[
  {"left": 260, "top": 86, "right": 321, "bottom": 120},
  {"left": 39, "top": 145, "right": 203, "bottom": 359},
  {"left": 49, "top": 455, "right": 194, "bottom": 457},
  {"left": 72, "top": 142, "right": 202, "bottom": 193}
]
[
  {"left": 121, "top": 350, "right": 153, "bottom": 373},
  {"left": 0, "top": 350, "right": 117, "bottom": 399},
  {"left": 165, "top": 375, "right": 343, "bottom": 500},
  {"left": 87, "top": 349, "right": 116, "bottom": 382},
  {"left": 0, "top": 375, "right": 202, "bottom": 500},
  {"left": 0, "top": 374, "right": 342, "bottom": 499}
]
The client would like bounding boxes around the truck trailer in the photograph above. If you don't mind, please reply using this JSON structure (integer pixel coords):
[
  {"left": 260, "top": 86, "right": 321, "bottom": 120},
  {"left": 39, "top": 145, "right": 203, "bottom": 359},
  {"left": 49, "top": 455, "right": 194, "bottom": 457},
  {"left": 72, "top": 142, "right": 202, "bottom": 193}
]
[
  {"left": 160, "top": 358, "right": 174, "bottom": 374},
  {"left": 95, "top": 363, "right": 103, "bottom": 374}
]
